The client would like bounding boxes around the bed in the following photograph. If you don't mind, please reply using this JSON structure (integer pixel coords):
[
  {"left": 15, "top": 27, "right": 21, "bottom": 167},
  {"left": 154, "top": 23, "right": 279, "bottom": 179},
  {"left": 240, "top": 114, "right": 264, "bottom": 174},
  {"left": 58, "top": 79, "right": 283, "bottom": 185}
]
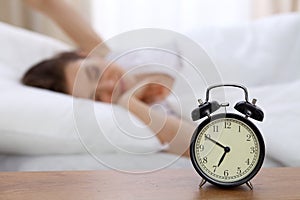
[{"left": 0, "top": 13, "right": 299, "bottom": 172}]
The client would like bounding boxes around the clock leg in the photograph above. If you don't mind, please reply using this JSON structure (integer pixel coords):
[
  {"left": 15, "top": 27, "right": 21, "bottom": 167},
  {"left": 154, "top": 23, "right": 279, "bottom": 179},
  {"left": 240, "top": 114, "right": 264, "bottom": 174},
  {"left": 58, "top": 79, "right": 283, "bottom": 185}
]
[
  {"left": 199, "top": 179, "right": 207, "bottom": 188},
  {"left": 246, "top": 181, "right": 253, "bottom": 190}
]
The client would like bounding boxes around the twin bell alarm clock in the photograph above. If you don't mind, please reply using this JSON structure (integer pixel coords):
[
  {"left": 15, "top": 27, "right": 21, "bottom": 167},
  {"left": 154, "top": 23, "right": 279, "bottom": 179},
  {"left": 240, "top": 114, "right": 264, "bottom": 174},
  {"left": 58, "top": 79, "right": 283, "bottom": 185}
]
[{"left": 190, "top": 84, "right": 265, "bottom": 189}]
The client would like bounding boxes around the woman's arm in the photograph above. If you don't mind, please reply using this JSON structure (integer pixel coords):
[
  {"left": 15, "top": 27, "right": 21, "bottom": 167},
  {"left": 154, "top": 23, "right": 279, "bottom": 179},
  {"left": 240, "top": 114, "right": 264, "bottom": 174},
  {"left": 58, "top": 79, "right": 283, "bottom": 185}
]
[
  {"left": 24, "top": 0, "right": 110, "bottom": 57},
  {"left": 118, "top": 94, "right": 195, "bottom": 157}
]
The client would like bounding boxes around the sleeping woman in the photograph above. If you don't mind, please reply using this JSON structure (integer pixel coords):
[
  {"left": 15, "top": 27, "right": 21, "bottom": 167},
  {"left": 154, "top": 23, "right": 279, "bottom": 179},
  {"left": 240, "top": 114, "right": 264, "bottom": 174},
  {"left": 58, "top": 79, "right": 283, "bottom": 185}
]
[{"left": 23, "top": 0, "right": 195, "bottom": 157}]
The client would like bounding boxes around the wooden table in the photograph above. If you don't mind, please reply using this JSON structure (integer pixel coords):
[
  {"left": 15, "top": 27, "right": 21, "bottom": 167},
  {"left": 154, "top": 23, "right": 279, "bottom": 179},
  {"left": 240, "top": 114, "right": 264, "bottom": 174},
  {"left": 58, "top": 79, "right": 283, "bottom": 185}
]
[{"left": 0, "top": 167, "right": 299, "bottom": 199}]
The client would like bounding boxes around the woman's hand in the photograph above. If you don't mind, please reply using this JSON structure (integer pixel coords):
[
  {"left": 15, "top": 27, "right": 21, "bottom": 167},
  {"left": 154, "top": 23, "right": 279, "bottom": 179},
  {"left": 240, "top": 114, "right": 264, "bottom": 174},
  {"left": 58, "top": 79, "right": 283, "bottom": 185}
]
[
  {"left": 116, "top": 80, "right": 170, "bottom": 106},
  {"left": 115, "top": 81, "right": 148, "bottom": 108},
  {"left": 139, "top": 83, "right": 171, "bottom": 104}
]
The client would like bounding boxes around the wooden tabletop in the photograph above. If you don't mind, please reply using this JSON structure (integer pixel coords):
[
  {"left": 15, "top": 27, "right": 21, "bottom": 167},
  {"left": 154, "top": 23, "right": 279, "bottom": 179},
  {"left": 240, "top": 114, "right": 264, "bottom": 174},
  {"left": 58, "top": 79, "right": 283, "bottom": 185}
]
[{"left": 0, "top": 167, "right": 299, "bottom": 200}]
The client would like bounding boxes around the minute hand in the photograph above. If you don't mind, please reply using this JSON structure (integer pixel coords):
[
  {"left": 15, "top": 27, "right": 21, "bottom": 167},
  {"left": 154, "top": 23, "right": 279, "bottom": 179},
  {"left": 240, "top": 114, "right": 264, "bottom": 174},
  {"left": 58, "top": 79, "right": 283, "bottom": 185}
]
[{"left": 205, "top": 135, "right": 226, "bottom": 149}]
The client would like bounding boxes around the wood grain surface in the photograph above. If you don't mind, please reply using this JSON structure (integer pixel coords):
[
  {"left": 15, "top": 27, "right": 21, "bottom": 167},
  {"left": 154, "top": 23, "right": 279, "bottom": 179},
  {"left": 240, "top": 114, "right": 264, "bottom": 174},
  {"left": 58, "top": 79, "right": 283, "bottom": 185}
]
[{"left": 0, "top": 167, "right": 299, "bottom": 200}]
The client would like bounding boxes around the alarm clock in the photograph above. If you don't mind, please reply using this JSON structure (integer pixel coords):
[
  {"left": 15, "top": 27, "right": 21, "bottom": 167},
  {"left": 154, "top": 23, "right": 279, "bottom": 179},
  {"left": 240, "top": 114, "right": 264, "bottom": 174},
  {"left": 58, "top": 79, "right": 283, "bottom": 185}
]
[{"left": 190, "top": 84, "right": 265, "bottom": 189}]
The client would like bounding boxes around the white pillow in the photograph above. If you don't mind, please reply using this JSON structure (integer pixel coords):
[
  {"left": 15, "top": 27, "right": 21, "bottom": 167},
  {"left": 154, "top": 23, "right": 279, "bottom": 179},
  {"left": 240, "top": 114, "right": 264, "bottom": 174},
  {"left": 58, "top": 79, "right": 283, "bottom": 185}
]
[
  {"left": 0, "top": 22, "right": 70, "bottom": 77},
  {"left": 0, "top": 22, "right": 162, "bottom": 155},
  {"left": 185, "top": 13, "right": 300, "bottom": 87},
  {"left": 105, "top": 29, "right": 183, "bottom": 79}
]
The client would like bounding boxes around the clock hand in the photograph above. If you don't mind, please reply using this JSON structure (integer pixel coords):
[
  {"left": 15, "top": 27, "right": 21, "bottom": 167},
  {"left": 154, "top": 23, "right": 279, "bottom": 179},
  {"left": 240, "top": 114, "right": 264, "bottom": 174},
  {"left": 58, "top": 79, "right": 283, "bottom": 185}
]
[
  {"left": 204, "top": 135, "right": 231, "bottom": 166},
  {"left": 217, "top": 146, "right": 231, "bottom": 167},
  {"left": 205, "top": 135, "right": 226, "bottom": 149},
  {"left": 218, "top": 152, "right": 226, "bottom": 167}
]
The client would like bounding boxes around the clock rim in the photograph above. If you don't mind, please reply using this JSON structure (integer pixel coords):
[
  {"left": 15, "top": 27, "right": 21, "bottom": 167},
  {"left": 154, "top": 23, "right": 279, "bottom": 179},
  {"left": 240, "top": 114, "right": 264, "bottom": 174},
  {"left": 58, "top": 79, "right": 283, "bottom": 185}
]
[{"left": 190, "top": 113, "right": 265, "bottom": 188}]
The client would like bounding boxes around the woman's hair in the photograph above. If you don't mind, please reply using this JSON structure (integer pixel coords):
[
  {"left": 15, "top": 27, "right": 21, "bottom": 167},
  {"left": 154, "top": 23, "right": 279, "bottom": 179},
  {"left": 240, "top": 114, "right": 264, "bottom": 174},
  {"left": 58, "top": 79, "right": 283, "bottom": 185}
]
[{"left": 21, "top": 51, "right": 86, "bottom": 94}]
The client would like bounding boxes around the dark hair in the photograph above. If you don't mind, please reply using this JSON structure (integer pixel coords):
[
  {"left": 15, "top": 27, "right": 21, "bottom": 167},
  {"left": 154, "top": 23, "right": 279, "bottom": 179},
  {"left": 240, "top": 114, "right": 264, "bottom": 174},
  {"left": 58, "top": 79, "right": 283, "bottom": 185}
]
[{"left": 21, "top": 51, "right": 86, "bottom": 94}]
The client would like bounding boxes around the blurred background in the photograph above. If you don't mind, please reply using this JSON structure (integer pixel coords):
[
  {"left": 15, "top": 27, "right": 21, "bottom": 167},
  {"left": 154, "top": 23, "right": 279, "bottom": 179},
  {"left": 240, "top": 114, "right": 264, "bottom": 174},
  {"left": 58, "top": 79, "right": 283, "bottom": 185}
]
[
  {"left": 0, "top": 0, "right": 299, "bottom": 45},
  {"left": 0, "top": 0, "right": 299, "bottom": 171}
]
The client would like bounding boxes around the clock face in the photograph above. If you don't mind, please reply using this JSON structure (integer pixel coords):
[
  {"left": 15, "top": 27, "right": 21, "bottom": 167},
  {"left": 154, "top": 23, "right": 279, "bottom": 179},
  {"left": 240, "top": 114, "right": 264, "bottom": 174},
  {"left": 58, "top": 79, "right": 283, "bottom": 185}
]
[{"left": 190, "top": 113, "right": 265, "bottom": 187}]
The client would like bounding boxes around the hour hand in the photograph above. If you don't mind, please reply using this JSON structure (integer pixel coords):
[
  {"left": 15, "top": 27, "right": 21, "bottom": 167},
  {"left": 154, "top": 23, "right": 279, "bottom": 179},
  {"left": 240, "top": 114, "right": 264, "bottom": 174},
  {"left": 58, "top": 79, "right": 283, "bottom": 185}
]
[
  {"left": 218, "top": 151, "right": 227, "bottom": 167},
  {"left": 205, "top": 134, "right": 226, "bottom": 149},
  {"left": 217, "top": 147, "right": 230, "bottom": 167}
]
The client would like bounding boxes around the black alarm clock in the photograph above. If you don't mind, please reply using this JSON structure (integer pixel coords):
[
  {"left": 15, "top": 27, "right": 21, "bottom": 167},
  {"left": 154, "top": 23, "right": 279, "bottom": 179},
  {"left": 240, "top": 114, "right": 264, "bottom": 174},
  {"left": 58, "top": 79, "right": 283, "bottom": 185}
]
[{"left": 190, "top": 84, "right": 265, "bottom": 189}]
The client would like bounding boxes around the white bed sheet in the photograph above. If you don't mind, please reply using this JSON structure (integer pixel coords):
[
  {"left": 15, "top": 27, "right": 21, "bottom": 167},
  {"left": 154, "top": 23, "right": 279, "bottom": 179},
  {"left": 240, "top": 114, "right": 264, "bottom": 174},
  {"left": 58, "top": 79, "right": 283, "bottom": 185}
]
[{"left": 0, "top": 153, "right": 192, "bottom": 172}]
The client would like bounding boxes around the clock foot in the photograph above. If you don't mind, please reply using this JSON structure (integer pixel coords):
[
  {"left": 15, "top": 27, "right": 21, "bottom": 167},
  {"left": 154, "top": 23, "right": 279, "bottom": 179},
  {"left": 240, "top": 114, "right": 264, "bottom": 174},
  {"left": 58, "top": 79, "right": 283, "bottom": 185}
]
[
  {"left": 246, "top": 181, "right": 253, "bottom": 190},
  {"left": 199, "top": 179, "right": 207, "bottom": 188}
]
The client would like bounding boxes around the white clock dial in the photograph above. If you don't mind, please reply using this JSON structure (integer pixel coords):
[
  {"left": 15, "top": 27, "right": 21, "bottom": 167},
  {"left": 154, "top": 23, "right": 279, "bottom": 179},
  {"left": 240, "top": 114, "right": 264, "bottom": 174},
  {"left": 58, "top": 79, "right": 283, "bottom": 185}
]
[{"left": 194, "top": 117, "right": 260, "bottom": 183}]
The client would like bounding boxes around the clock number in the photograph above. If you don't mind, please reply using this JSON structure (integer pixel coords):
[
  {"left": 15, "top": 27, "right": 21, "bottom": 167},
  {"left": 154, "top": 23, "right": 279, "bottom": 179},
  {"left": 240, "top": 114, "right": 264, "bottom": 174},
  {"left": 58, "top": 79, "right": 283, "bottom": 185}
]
[
  {"left": 238, "top": 126, "right": 241, "bottom": 132},
  {"left": 199, "top": 157, "right": 208, "bottom": 164},
  {"left": 213, "top": 125, "right": 219, "bottom": 132},
  {"left": 237, "top": 167, "right": 242, "bottom": 175},
  {"left": 245, "top": 158, "right": 250, "bottom": 165},
  {"left": 212, "top": 165, "right": 217, "bottom": 173},
  {"left": 224, "top": 170, "right": 229, "bottom": 177},
  {"left": 246, "top": 134, "right": 251, "bottom": 141},
  {"left": 196, "top": 143, "right": 204, "bottom": 152},
  {"left": 224, "top": 121, "right": 231, "bottom": 129},
  {"left": 199, "top": 145, "right": 204, "bottom": 152},
  {"left": 250, "top": 146, "right": 255, "bottom": 154}
]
